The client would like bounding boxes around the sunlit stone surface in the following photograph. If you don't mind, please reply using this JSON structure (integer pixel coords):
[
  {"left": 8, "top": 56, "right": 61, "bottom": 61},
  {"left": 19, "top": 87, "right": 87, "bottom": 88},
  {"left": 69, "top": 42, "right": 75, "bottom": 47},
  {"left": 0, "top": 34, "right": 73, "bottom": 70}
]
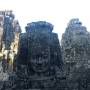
[{"left": 0, "top": 10, "right": 21, "bottom": 61}]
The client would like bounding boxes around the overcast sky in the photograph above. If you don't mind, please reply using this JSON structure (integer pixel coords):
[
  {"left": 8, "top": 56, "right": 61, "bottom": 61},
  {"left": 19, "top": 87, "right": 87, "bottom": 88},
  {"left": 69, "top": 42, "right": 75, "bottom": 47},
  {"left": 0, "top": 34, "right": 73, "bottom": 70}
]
[{"left": 0, "top": 0, "right": 90, "bottom": 40}]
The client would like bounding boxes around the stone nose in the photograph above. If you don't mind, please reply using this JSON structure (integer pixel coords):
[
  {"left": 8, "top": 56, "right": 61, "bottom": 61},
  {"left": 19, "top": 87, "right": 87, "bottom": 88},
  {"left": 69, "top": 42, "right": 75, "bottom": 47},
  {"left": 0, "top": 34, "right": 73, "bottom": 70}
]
[{"left": 37, "top": 57, "right": 42, "bottom": 64}]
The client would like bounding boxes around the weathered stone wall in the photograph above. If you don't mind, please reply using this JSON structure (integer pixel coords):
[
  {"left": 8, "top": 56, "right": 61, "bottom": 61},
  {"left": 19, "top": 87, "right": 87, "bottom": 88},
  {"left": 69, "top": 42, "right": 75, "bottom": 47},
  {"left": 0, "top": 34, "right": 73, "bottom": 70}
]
[
  {"left": 0, "top": 11, "right": 21, "bottom": 86},
  {"left": 61, "top": 18, "right": 90, "bottom": 90}
]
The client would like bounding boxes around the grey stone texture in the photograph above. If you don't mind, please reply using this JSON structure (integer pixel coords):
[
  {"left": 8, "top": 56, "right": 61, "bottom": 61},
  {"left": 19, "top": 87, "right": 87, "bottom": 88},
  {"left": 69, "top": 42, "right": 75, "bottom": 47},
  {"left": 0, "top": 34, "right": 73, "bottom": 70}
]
[
  {"left": 0, "top": 16, "right": 90, "bottom": 90},
  {"left": 0, "top": 11, "right": 21, "bottom": 88},
  {"left": 11, "top": 21, "right": 65, "bottom": 90},
  {"left": 61, "top": 18, "right": 90, "bottom": 90},
  {"left": 0, "top": 10, "right": 21, "bottom": 53}
]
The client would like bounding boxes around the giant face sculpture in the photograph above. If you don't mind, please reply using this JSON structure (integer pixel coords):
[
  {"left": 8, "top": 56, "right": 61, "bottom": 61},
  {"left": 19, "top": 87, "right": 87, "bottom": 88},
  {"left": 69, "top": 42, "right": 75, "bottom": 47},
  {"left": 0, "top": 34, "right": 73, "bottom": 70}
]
[{"left": 30, "top": 45, "right": 50, "bottom": 73}]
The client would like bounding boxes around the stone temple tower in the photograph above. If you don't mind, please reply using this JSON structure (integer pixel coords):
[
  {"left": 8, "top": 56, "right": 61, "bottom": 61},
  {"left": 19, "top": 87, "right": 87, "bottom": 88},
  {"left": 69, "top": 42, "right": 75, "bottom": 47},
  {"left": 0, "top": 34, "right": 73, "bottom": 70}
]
[
  {"left": 8, "top": 21, "right": 66, "bottom": 90},
  {"left": 62, "top": 18, "right": 90, "bottom": 69},
  {"left": 61, "top": 18, "right": 90, "bottom": 90},
  {"left": 0, "top": 10, "right": 21, "bottom": 60}
]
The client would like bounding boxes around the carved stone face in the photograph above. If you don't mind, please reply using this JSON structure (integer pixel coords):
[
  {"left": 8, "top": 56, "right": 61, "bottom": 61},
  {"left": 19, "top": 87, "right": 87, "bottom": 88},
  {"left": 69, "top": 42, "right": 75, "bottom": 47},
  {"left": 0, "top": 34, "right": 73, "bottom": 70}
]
[{"left": 30, "top": 46, "right": 50, "bottom": 72}]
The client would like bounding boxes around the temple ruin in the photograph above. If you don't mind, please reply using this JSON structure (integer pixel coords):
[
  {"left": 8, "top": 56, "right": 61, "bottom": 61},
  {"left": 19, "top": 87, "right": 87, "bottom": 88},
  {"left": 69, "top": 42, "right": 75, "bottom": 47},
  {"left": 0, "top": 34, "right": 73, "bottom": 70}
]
[{"left": 0, "top": 11, "right": 90, "bottom": 90}]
